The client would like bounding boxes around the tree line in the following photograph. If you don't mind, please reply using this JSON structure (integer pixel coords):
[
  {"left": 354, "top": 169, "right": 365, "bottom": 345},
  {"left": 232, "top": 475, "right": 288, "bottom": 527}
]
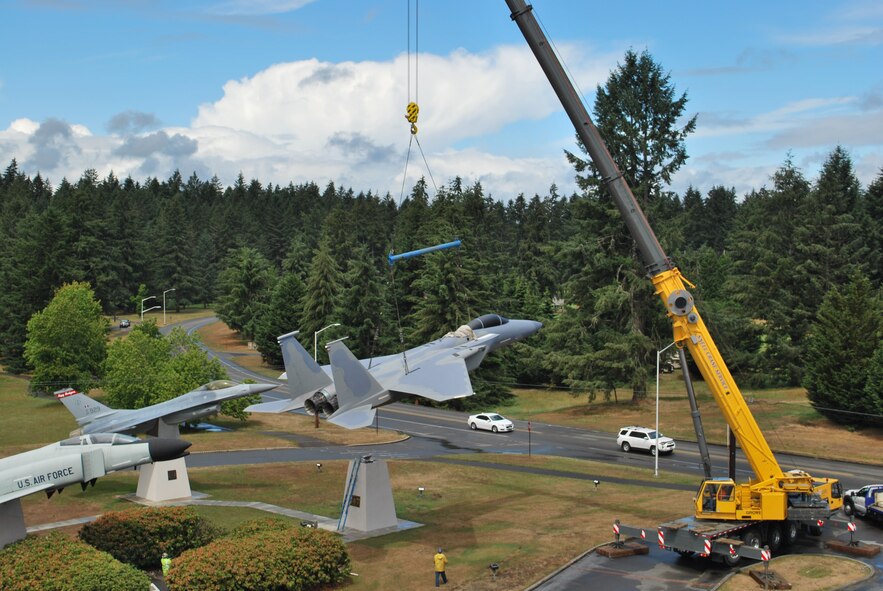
[{"left": 1, "top": 49, "right": 880, "bottom": 423}]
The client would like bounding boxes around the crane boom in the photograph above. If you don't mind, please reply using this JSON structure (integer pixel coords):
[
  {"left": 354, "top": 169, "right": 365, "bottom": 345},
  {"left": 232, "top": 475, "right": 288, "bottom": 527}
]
[{"left": 506, "top": 0, "right": 841, "bottom": 520}]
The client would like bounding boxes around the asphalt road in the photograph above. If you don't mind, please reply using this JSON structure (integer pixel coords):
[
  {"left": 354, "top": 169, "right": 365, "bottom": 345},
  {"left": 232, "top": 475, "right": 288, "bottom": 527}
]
[{"left": 181, "top": 316, "right": 883, "bottom": 590}]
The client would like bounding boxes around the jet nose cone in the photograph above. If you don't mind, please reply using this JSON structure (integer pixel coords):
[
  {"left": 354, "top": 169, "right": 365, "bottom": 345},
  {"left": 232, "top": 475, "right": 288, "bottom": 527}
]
[
  {"left": 246, "top": 383, "right": 278, "bottom": 396},
  {"left": 148, "top": 438, "right": 192, "bottom": 462},
  {"left": 510, "top": 319, "right": 543, "bottom": 339}
]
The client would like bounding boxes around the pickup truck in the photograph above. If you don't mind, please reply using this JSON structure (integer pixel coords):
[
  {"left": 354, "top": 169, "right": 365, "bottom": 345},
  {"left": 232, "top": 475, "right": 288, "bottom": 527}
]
[{"left": 843, "top": 484, "right": 883, "bottom": 522}]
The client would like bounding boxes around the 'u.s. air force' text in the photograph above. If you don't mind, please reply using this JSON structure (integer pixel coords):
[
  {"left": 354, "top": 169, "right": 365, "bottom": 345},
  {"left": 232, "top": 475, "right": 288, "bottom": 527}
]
[{"left": 15, "top": 467, "right": 76, "bottom": 489}]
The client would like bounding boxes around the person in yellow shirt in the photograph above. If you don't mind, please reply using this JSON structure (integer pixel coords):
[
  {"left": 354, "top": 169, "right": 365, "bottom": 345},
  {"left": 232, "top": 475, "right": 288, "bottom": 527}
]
[
  {"left": 434, "top": 547, "right": 448, "bottom": 586},
  {"left": 161, "top": 552, "right": 171, "bottom": 577}
]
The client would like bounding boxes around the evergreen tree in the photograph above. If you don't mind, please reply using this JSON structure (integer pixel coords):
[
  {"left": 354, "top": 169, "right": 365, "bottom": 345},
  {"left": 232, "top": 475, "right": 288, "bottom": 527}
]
[
  {"left": 300, "top": 236, "right": 342, "bottom": 363},
  {"left": 567, "top": 48, "right": 697, "bottom": 207},
  {"left": 727, "top": 158, "right": 811, "bottom": 385},
  {"left": 338, "top": 245, "right": 390, "bottom": 359},
  {"left": 862, "top": 168, "right": 883, "bottom": 285},
  {"left": 215, "top": 247, "right": 275, "bottom": 341},
  {"left": 254, "top": 272, "right": 306, "bottom": 367},
  {"left": 560, "top": 49, "right": 697, "bottom": 401},
  {"left": 804, "top": 274, "right": 882, "bottom": 425}
]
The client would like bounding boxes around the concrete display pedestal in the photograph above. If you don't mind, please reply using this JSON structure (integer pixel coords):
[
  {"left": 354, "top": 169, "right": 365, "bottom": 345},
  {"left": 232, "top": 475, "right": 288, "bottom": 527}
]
[
  {"left": 339, "top": 458, "right": 397, "bottom": 532},
  {"left": 0, "top": 499, "right": 27, "bottom": 549},
  {"left": 135, "top": 457, "right": 192, "bottom": 502}
]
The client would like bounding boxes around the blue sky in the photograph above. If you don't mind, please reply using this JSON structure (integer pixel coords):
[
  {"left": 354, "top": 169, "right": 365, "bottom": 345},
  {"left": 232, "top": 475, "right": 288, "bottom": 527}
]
[{"left": 1, "top": 0, "right": 881, "bottom": 201}]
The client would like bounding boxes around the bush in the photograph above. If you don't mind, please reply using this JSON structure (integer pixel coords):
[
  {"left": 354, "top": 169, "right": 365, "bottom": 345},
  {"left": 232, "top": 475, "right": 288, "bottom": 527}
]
[
  {"left": 0, "top": 533, "right": 149, "bottom": 591},
  {"left": 228, "top": 516, "right": 300, "bottom": 538},
  {"left": 167, "top": 520, "right": 351, "bottom": 591},
  {"left": 78, "top": 505, "right": 221, "bottom": 569}
]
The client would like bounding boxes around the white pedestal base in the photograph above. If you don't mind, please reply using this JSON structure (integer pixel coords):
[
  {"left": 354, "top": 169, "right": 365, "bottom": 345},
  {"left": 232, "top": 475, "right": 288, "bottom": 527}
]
[
  {"left": 340, "top": 458, "right": 397, "bottom": 532},
  {"left": 136, "top": 457, "right": 192, "bottom": 502}
]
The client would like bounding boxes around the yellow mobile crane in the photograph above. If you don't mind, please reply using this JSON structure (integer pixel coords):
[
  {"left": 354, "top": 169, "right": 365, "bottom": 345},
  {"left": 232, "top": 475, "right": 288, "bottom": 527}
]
[{"left": 506, "top": 0, "right": 842, "bottom": 564}]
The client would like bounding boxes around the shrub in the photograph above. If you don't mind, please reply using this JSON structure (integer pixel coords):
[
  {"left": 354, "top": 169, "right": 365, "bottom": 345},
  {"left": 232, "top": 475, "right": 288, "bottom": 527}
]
[
  {"left": 78, "top": 505, "right": 221, "bottom": 569},
  {"left": 228, "top": 516, "right": 298, "bottom": 538},
  {"left": 0, "top": 533, "right": 149, "bottom": 591},
  {"left": 167, "top": 521, "right": 351, "bottom": 591}
]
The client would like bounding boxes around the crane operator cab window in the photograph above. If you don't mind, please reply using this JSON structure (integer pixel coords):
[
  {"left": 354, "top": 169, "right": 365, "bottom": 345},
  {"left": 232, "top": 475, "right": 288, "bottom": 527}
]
[{"left": 698, "top": 479, "right": 737, "bottom": 515}]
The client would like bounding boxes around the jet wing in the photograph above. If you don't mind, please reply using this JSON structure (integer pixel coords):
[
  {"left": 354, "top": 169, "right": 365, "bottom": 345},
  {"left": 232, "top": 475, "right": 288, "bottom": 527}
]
[
  {"left": 368, "top": 343, "right": 478, "bottom": 401},
  {"left": 383, "top": 355, "right": 474, "bottom": 401}
]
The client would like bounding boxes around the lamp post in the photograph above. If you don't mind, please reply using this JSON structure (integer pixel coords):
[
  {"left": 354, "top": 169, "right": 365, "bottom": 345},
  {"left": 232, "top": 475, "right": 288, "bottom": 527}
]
[
  {"left": 140, "top": 296, "right": 156, "bottom": 322},
  {"left": 313, "top": 323, "right": 341, "bottom": 361},
  {"left": 655, "top": 340, "right": 677, "bottom": 477},
  {"left": 162, "top": 288, "right": 176, "bottom": 325}
]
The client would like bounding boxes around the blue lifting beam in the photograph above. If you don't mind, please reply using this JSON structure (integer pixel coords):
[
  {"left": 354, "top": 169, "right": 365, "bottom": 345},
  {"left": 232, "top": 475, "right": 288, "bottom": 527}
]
[{"left": 388, "top": 239, "right": 462, "bottom": 265}]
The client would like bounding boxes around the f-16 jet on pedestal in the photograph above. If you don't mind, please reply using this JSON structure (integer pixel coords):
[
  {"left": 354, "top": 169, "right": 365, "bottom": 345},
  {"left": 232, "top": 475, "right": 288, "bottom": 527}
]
[
  {"left": 56, "top": 380, "right": 277, "bottom": 502},
  {"left": 248, "top": 314, "right": 542, "bottom": 429},
  {"left": 0, "top": 434, "right": 190, "bottom": 549}
]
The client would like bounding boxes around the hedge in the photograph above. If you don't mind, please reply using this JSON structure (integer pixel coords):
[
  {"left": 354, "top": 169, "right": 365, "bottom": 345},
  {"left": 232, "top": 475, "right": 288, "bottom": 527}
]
[
  {"left": 167, "top": 519, "right": 351, "bottom": 591},
  {"left": 0, "top": 533, "right": 149, "bottom": 591},
  {"left": 78, "top": 505, "right": 221, "bottom": 569}
]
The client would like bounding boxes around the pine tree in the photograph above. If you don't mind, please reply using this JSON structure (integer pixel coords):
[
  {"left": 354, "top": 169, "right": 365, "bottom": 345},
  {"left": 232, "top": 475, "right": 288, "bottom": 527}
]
[
  {"left": 300, "top": 236, "right": 342, "bottom": 363},
  {"left": 804, "top": 274, "right": 882, "bottom": 425}
]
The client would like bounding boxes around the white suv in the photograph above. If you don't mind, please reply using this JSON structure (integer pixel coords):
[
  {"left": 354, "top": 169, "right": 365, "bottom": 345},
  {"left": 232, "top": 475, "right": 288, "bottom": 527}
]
[{"left": 617, "top": 426, "right": 676, "bottom": 456}]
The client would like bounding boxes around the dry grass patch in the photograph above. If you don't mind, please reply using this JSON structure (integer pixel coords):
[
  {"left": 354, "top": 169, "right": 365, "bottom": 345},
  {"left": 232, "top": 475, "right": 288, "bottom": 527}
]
[
  {"left": 720, "top": 554, "right": 873, "bottom": 591},
  {"left": 196, "top": 320, "right": 280, "bottom": 378}
]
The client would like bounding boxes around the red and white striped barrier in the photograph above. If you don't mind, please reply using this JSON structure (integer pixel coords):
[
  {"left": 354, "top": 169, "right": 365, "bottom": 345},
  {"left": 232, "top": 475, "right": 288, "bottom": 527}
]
[
  {"left": 640, "top": 529, "right": 646, "bottom": 540},
  {"left": 729, "top": 544, "right": 737, "bottom": 558},
  {"left": 613, "top": 522, "right": 620, "bottom": 535},
  {"left": 816, "top": 519, "right": 825, "bottom": 527},
  {"left": 847, "top": 521, "right": 857, "bottom": 533},
  {"left": 761, "top": 548, "right": 771, "bottom": 562},
  {"left": 657, "top": 529, "right": 665, "bottom": 547},
  {"left": 703, "top": 539, "right": 712, "bottom": 555}
]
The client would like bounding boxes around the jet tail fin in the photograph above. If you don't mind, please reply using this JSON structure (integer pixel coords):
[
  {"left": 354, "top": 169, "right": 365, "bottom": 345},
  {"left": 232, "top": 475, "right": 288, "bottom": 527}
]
[
  {"left": 278, "top": 330, "right": 333, "bottom": 401},
  {"left": 326, "top": 338, "right": 385, "bottom": 429},
  {"left": 54, "top": 388, "right": 113, "bottom": 425}
]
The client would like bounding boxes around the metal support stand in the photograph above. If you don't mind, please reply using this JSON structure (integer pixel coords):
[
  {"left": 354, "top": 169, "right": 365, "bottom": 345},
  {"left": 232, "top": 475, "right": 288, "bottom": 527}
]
[
  {"left": 612, "top": 519, "right": 624, "bottom": 548},
  {"left": 0, "top": 499, "right": 26, "bottom": 549}
]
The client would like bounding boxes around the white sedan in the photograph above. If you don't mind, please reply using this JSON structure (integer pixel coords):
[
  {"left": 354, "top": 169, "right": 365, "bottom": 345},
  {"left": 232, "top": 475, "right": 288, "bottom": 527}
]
[{"left": 468, "top": 413, "right": 514, "bottom": 433}]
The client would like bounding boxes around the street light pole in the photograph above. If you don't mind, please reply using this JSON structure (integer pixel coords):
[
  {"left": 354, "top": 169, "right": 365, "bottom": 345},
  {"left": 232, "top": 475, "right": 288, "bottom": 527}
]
[
  {"left": 140, "top": 296, "right": 156, "bottom": 322},
  {"left": 656, "top": 340, "right": 677, "bottom": 477},
  {"left": 313, "top": 323, "right": 341, "bottom": 361},
  {"left": 162, "top": 288, "right": 176, "bottom": 325}
]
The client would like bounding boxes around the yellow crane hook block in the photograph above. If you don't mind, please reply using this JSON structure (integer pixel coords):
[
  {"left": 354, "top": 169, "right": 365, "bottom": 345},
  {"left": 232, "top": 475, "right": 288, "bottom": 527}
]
[{"left": 405, "top": 102, "right": 419, "bottom": 135}]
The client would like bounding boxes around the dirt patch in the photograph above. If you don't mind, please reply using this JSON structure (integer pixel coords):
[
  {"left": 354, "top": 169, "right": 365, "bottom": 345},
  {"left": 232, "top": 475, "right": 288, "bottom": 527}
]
[{"left": 720, "top": 554, "right": 873, "bottom": 591}]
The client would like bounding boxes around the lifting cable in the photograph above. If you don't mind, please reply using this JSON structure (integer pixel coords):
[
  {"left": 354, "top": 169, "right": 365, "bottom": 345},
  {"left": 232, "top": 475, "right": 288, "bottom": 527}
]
[{"left": 379, "top": 0, "right": 463, "bottom": 374}]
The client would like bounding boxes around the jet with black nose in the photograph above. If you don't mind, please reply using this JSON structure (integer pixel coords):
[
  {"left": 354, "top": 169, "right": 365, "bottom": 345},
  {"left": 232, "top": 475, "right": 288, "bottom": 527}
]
[{"left": 0, "top": 433, "right": 190, "bottom": 548}]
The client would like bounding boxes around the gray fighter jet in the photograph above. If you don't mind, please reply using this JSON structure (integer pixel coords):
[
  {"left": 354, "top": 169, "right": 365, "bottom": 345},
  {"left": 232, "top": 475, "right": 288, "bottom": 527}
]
[
  {"left": 0, "top": 433, "right": 190, "bottom": 548},
  {"left": 247, "top": 314, "right": 542, "bottom": 429},
  {"left": 0, "top": 433, "right": 191, "bottom": 505},
  {"left": 56, "top": 380, "right": 278, "bottom": 436}
]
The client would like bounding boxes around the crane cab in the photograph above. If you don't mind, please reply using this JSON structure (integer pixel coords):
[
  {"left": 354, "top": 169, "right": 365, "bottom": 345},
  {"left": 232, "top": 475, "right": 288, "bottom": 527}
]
[{"left": 696, "top": 479, "right": 738, "bottom": 518}]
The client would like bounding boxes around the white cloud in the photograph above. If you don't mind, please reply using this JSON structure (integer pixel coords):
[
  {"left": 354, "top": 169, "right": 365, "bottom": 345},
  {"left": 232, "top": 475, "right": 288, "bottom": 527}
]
[
  {"left": 209, "top": 0, "right": 316, "bottom": 16},
  {"left": 2, "top": 42, "right": 879, "bottom": 203}
]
